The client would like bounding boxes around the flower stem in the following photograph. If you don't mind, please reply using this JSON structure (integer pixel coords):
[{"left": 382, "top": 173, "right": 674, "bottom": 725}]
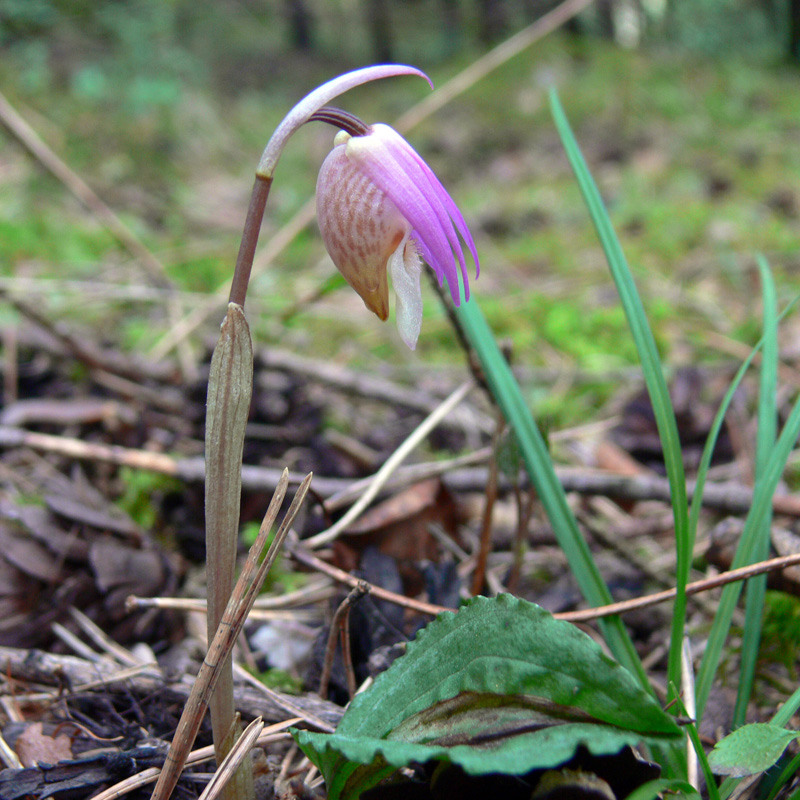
[{"left": 229, "top": 175, "right": 272, "bottom": 308}]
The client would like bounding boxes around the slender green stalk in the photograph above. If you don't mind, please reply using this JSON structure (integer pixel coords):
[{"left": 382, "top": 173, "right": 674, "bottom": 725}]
[
  {"left": 548, "top": 90, "right": 691, "bottom": 701},
  {"left": 733, "top": 258, "right": 777, "bottom": 727},
  {"left": 673, "top": 693, "right": 719, "bottom": 800}
]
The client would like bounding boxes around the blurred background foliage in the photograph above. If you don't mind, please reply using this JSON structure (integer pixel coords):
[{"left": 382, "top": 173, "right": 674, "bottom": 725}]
[
  {"left": 0, "top": 0, "right": 798, "bottom": 425},
  {"left": 1, "top": 1, "right": 797, "bottom": 104}
]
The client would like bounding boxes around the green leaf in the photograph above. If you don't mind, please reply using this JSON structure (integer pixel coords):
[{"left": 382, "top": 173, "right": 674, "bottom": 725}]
[
  {"left": 709, "top": 724, "right": 799, "bottom": 777},
  {"left": 451, "top": 296, "right": 647, "bottom": 689},
  {"left": 625, "top": 779, "right": 700, "bottom": 800},
  {"left": 549, "top": 89, "right": 691, "bottom": 711},
  {"left": 294, "top": 595, "right": 681, "bottom": 800},
  {"left": 734, "top": 258, "right": 777, "bottom": 728}
]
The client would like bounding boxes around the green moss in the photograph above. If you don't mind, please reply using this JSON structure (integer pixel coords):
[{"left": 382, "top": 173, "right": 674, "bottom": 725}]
[
  {"left": 116, "top": 467, "right": 181, "bottom": 530},
  {"left": 760, "top": 592, "right": 800, "bottom": 677}
]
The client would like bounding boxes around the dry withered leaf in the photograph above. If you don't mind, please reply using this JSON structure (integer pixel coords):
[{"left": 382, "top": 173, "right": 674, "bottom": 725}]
[
  {"left": 338, "top": 478, "right": 461, "bottom": 563},
  {"left": 14, "top": 722, "right": 73, "bottom": 768},
  {"left": 0, "top": 522, "right": 63, "bottom": 583},
  {"left": 46, "top": 494, "right": 143, "bottom": 541},
  {"left": 89, "top": 540, "right": 168, "bottom": 618}
]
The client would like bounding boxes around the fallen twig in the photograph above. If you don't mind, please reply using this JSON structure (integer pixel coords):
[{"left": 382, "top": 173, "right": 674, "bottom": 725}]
[
  {"left": 88, "top": 722, "right": 297, "bottom": 800},
  {"left": 3, "top": 423, "right": 800, "bottom": 517},
  {"left": 289, "top": 545, "right": 800, "bottom": 625},
  {"left": 150, "top": 471, "right": 311, "bottom": 800},
  {"left": 288, "top": 545, "right": 451, "bottom": 617},
  {"left": 304, "top": 381, "right": 474, "bottom": 548},
  {"left": 563, "top": 551, "right": 800, "bottom": 622}
]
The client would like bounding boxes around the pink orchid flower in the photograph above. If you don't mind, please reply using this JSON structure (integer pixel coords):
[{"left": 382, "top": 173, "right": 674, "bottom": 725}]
[
  {"left": 255, "top": 65, "right": 479, "bottom": 349},
  {"left": 316, "top": 124, "right": 479, "bottom": 349}
]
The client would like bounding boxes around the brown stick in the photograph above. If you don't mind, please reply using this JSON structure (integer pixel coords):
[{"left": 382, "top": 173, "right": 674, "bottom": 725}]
[
  {"left": 3, "top": 424, "right": 800, "bottom": 519},
  {"left": 290, "top": 545, "right": 451, "bottom": 617},
  {"left": 472, "top": 415, "right": 504, "bottom": 595},
  {"left": 291, "top": 544, "right": 800, "bottom": 625},
  {"left": 318, "top": 582, "right": 370, "bottom": 699}
]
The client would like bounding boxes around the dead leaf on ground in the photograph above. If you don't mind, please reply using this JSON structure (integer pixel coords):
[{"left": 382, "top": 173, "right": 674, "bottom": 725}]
[{"left": 15, "top": 722, "right": 73, "bottom": 768}]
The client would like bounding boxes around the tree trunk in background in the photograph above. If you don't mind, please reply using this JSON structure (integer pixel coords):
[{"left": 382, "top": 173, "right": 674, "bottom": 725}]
[
  {"left": 366, "top": 0, "right": 393, "bottom": 62},
  {"left": 284, "top": 0, "right": 313, "bottom": 50},
  {"left": 476, "top": 0, "right": 508, "bottom": 45},
  {"left": 596, "top": 0, "right": 616, "bottom": 39},
  {"left": 791, "top": 0, "right": 800, "bottom": 60}
]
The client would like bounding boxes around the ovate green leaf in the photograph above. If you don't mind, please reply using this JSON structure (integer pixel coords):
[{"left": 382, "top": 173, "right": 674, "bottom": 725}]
[
  {"left": 294, "top": 595, "right": 681, "bottom": 800},
  {"left": 709, "top": 724, "right": 799, "bottom": 777}
]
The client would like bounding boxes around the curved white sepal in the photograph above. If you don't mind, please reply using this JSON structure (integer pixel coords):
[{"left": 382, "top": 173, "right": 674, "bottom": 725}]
[{"left": 389, "top": 236, "right": 423, "bottom": 350}]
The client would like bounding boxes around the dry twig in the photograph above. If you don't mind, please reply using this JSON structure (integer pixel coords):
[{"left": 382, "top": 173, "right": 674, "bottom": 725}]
[
  {"left": 318, "top": 582, "right": 371, "bottom": 700},
  {"left": 3, "top": 422, "right": 798, "bottom": 517}
]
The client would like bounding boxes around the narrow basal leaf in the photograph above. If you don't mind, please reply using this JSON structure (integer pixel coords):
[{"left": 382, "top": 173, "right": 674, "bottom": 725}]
[
  {"left": 205, "top": 301, "right": 254, "bottom": 789},
  {"left": 734, "top": 258, "right": 777, "bottom": 727},
  {"left": 452, "top": 296, "right": 647, "bottom": 689},
  {"left": 295, "top": 595, "right": 681, "bottom": 800},
  {"left": 549, "top": 89, "right": 691, "bottom": 707},
  {"left": 709, "top": 724, "right": 799, "bottom": 777}
]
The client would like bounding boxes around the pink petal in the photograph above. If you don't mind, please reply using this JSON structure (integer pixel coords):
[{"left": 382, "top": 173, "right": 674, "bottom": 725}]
[
  {"left": 373, "top": 125, "right": 478, "bottom": 301},
  {"left": 346, "top": 127, "right": 476, "bottom": 305}
]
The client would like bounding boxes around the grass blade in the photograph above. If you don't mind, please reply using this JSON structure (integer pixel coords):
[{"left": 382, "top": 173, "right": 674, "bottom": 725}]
[
  {"left": 675, "top": 281, "right": 800, "bottom": 732},
  {"left": 719, "top": 603, "right": 800, "bottom": 800},
  {"left": 548, "top": 89, "right": 691, "bottom": 699},
  {"left": 452, "top": 296, "right": 648, "bottom": 690},
  {"left": 695, "top": 382, "right": 800, "bottom": 716},
  {"left": 733, "top": 257, "right": 777, "bottom": 727}
]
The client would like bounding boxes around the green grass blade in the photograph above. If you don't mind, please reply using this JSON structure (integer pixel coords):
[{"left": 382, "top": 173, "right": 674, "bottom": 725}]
[
  {"left": 452, "top": 296, "right": 648, "bottom": 690},
  {"left": 733, "top": 257, "right": 777, "bottom": 727},
  {"left": 686, "top": 287, "right": 800, "bottom": 639},
  {"left": 695, "top": 384, "right": 800, "bottom": 717},
  {"left": 765, "top": 751, "right": 800, "bottom": 800},
  {"left": 549, "top": 89, "right": 691, "bottom": 698}
]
